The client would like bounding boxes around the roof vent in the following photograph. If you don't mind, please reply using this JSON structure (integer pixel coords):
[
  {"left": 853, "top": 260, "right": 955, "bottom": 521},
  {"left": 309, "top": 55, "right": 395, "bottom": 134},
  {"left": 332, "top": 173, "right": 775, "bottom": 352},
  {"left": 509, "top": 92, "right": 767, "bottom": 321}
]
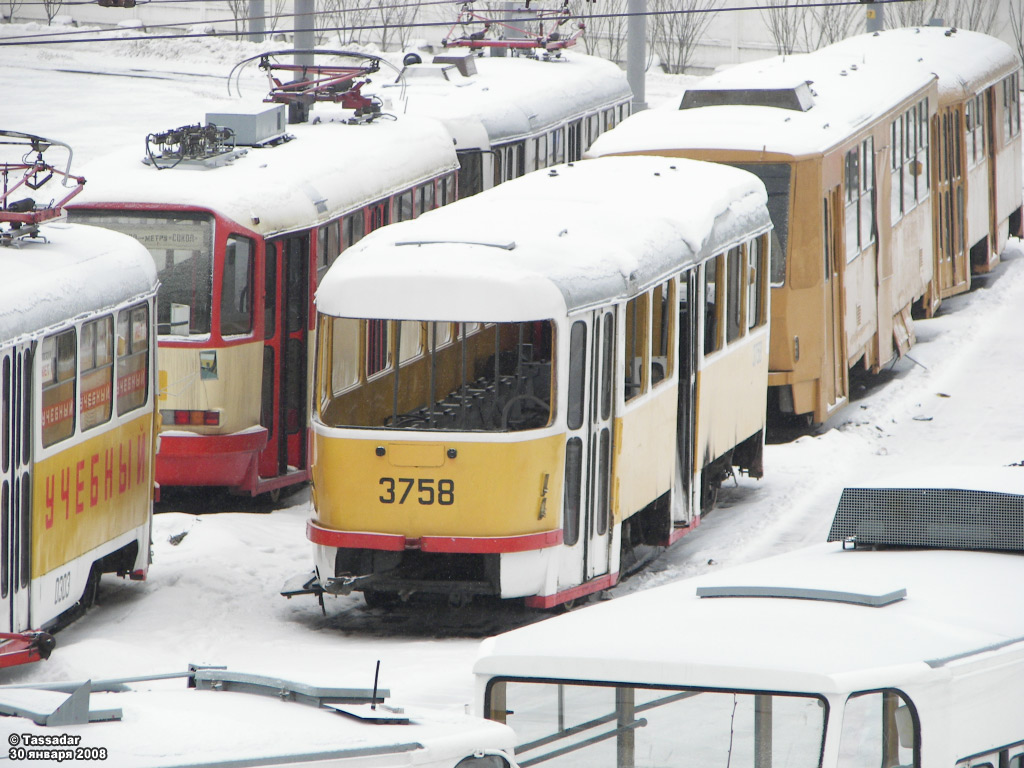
[
  {"left": 696, "top": 585, "right": 906, "bottom": 607},
  {"left": 680, "top": 82, "right": 815, "bottom": 112},
  {"left": 432, "top": 53, "right": 478, "bottom": 77},
  {"left": 206, "top": 105, "right": 288, "bottom": 147},
  {"left": 827, "top": 486, "right": 1024, "bottom": 552}
]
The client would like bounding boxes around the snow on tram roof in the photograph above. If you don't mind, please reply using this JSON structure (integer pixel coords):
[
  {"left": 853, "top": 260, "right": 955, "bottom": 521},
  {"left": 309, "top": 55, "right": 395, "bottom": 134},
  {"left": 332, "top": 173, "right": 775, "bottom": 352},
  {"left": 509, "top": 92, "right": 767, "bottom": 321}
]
[
  {"left": 316, "top": 156, "right": 771, "bottom": 322},
  {"left": 587, "top": 38, "right": 936, "bottom": 159},
  {"left": 71, "top": 115, "right": 459, "bottom": 238},
  {"left": 0, "top": 222, "right": 157, "bottom": 345},
  {"left": 382, "top": 51, "right": 631, "bottom": 147},
  {"left": 824, "top": 26, "right": 1019, "bottom": 105},
  {"left": 475, "top": 536, "right": 1024, "bottom": 696}
]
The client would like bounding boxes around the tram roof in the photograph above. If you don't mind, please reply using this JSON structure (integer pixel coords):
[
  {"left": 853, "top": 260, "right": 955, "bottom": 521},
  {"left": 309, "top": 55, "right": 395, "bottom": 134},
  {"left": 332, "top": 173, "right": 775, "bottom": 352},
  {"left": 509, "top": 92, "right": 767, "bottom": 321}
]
[
  {"left": 0, "top": 222, "right": 157, "bottom": 345},
  {"left": 379, "top": 51, "right": 632, "bottom": 149},
  {"left": 70, "top": 113, "right": 460, "bottom": 238},
  {"left": 587, "top": 37, "right": 938, "bottom": 159},
  {"left": 475, "top": 528, "right": 1024, "bottom": 697},
  {"left": 315, "top": 156, "right": 771, "bottom": 321},
  {"left": 824, "top": 27, "right": 1020, "bottom": 106}
]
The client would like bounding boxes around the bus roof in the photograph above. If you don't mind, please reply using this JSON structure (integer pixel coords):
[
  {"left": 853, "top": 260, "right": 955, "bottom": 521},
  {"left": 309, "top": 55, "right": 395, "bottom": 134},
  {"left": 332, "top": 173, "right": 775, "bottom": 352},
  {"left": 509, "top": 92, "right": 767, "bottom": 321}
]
[
  {"left": 587, "top": 39, "right": 937, "bottom": 160},
  {"left": 0, "top": 222, "right": 157, "bottom": 345},
  {"left": 474, "top": 533, "right": 1024, "bottom": 697},
  {"left": 315, "top": 156, "right": 771, "bottom": 322},
  {"left": 70, "top": 114, "right": 460, "bottom": 238},
  {"left": 381, "top": 51, "right": 632, "bottom": 149}
]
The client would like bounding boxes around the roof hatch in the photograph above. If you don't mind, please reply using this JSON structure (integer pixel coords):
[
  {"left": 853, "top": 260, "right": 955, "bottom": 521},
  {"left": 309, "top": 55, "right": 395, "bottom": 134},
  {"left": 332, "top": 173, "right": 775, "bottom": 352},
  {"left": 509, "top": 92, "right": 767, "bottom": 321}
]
[{"left": 680, "top": 82, "right": 816, "bottom": 112}]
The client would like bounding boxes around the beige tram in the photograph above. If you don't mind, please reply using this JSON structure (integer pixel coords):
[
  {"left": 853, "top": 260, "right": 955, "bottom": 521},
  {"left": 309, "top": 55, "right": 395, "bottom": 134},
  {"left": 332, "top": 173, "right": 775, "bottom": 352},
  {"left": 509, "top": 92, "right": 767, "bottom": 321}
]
[
  {"left": 589, "top": 27, "right": 1019, "bottom": 423},
  {"left": 827, "top": 27, "right": 1023, "bottom": 289},
  {"left": 305, "top": 156, "right": 772, "bottom": 608}
]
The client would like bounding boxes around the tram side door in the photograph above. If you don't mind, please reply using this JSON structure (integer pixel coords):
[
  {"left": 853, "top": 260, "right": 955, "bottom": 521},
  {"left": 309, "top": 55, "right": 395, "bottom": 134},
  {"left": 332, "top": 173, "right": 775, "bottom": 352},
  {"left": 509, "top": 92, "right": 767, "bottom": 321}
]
[
  {"left": 2, "top": 346, "right": 32, "bottom": 633},
  {"left": 259, "top": 235, "right": 309, "bottom": 481},
  {"left": 824, "top": 188, "right": 848, "bottom": 409},
  {"left": 584, "top": 310, "right": 615, "bottom": 580}
]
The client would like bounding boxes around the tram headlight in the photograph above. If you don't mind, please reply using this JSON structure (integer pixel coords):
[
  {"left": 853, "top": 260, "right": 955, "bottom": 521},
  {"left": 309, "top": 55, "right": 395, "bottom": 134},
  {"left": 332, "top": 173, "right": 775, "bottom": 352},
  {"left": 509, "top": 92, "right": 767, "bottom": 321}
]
[{"left": 454, "top": 754, "right": 511, "bottom": 768}]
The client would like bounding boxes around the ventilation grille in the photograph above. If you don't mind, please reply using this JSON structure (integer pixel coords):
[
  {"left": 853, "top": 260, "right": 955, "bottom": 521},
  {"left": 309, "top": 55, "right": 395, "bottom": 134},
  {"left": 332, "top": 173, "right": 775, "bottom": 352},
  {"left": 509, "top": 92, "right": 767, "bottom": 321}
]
[{"left": 828, "top": 487, "right": 1024, "bottom": 551}]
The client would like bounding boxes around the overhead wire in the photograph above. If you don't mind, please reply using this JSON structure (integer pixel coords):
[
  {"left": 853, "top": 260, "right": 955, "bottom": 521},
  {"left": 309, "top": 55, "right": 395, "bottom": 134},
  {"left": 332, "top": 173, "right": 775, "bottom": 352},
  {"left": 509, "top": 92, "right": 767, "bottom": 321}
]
[{"left": 0, "top": 0, "right": 922, "bottom": 47}]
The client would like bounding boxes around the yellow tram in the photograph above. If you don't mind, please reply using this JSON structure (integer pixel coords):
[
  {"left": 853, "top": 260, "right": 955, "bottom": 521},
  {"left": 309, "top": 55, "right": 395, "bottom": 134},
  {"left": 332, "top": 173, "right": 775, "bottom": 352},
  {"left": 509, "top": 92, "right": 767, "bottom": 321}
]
[
  {"left": 589, "top": 28, "right": 1022, "bottom": 424},
  {"left": 305, "top": 156, "right": 772, "bottom": 608},
  {"left": 1, "top": 132, "right": 158, "bottom": 667}
]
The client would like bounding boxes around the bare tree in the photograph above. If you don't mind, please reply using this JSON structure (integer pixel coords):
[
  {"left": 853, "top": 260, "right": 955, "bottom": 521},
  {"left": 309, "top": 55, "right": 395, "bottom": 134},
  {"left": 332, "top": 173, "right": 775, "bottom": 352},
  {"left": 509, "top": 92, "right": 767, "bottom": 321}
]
[
  {"left": 374, "top": 0, "right": 421, "bottom": 51},
  {"left": 226, "top": 0, "right": 247, "bottom": 39},
  {"left": 1, "top": 0, "right": 23, "bottom": 22},
  {"left": 1010, "top": 0, "right": 1024, "bottom": 67},
  {"left": 947, "top": 0, "right": 999, "bottom": 33},
  {"left": 40, "top": 0, "right": 62, "bottom": 24},
  {"left": 648, "top": 0, "right": 721, "bottom": 74},
  {"left": 799, "top": 3, "right": 860, "bottom": 51},
  {"left": 569, "top": 0, "right": 629, "bottom": 64},
  {"left": 885, "top": 0, "right": 951, "bottom": 28},
  {"left": 316, "top": 0, "right": 372, "bottom": 46},
  {"left": 759, "top": 0, "right": 800, "bottom": 55}
]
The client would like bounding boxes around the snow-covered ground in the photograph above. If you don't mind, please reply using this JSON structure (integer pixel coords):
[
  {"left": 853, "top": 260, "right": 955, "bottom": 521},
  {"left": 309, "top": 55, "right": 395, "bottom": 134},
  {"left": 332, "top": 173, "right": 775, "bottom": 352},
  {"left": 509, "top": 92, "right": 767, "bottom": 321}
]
[{"left": 2, "top": 21, "right": 1023, "bottom": 740}]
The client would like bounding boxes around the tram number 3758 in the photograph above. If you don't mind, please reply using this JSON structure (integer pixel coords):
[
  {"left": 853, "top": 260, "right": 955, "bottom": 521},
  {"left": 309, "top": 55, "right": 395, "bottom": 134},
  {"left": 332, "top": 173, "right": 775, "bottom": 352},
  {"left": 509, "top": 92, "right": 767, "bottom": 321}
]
[{"left": 379, "top": 477, "right": 455, "bottom": 505}]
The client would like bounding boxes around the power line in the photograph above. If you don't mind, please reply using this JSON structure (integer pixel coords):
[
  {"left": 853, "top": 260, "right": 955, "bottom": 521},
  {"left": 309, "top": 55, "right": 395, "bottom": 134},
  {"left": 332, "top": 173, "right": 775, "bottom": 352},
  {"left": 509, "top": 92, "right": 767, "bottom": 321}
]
[{"left": 0, "top": 0, "right": 920, "bottom": 47}]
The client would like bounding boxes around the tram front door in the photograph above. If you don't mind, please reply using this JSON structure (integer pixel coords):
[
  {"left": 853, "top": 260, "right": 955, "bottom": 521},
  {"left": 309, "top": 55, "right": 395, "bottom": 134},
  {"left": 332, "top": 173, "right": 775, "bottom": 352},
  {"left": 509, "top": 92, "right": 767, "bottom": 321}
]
[{"left": 2, "top": 345, "right": 32, "bottom": 635}]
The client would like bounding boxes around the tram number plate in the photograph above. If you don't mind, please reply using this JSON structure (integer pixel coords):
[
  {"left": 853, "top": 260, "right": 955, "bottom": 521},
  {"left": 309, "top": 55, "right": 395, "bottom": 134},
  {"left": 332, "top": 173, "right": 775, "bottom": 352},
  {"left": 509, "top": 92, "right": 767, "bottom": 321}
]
[{"left": 379, "top": 477, "right": 454, "bottom": 506}]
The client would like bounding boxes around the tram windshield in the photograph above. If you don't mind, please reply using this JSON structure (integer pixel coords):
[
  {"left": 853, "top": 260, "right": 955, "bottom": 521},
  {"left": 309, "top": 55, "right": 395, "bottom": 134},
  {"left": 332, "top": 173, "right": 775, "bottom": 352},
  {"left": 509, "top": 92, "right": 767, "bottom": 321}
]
[
  {"left": 68, "top": 210, "right": 214, "bottom": 337},
  {"left": 318, "top": 316, "right": 554, "bottom": 432},
  {"left": 488, "top": 679, "right": 826, "bottom": 768}
]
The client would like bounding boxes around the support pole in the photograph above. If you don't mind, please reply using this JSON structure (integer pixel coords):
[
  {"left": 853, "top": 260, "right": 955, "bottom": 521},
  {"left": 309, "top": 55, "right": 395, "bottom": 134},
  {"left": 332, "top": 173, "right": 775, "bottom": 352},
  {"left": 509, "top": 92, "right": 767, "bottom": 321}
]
[
  {"left": 248, "top": 0, "right": 265, "bottom": 42},
  {"left": 865, "top": 2, "right": 884, "bottom": 34},
  {"left": 626, "top": 0, "right": 647, "bottom": 112}
]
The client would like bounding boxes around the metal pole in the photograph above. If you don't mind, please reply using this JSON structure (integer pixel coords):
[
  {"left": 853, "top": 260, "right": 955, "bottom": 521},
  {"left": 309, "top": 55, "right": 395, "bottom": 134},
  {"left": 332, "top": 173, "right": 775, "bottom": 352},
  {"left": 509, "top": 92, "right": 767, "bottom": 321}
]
[
  {"left": 248, "top": 0, "right": 265, "bottom": 42},
  {"left": 626, "top": 0, "right": 648, "bottom": 112},
  {"left": 291, "top": 0, "right": 315, "bottom": 122},
  {"left": 865, "top": 2, "right": 884, "bottom": 34}
]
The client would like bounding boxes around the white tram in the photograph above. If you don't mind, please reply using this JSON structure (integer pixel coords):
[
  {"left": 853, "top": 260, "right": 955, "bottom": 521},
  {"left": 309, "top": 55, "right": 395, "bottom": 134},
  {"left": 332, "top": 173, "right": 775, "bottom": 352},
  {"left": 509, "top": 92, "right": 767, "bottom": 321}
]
[
  {"left": 474, "top": 476, "right": 1024, "bottom": 767},
  {"left": 68, "top": 109, "right": 460, "bottom": 498},
  {"left": 0, "top": 666, "right": 519, "bottom": 767},
  {"left": 2, "top": 135, "right": 158, "bottom": 667},
  {"left": 377, "top": 49, "right": 633, "bottom": 196},
  {"left": 307, "top": 156, "right": 772, "bottom": 609}
]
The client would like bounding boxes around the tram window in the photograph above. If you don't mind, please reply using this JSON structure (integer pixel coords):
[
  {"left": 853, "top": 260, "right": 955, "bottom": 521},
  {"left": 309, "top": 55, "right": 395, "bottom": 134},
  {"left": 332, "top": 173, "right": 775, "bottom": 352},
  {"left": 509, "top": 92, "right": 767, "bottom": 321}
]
[
  {"left": 80, "top": 316, "right": 114, "bottom": 431},
  {"left": 2, "top": 356, "right": 8, "bottom": 473},
  {"left": 317, "top": 220, "right": 341, "bottom": 282},
  {"left": 704, "top": 256, "right": 722, "bottom": 355},
  {"left": 398, "top": 321, "right": 423, "bottom": 364},
  {"left": 490, "top": 680, "right": 826, "bottom": 766},
  {"left": 860, "top": 138, "right": 875, "bottom": 251},
  {"left": 533, "top": 134, "right": 548, "bottom": 171},
  {"left": 419, "top": 183, "right": 434, "bottom": 215},
  {"left": 837, "top": 690, "right": 917, "bottom": 768},
  {"left": 623, "top": 293, "right": 648, "bottom": 401},
  {"left": 343, "top": 211, "right": 365, "bottom": 250},
  {"left": 221, "top": 235, "right": 254, "bottom": 336},
  {"left": 41, "top": 329, "right": 76, "bottom": 447},
  {"left": 586, "top": 114, "right": 601, "bottom": 148},
  {"left": 730, "top": 163, "right": 790, "bottom": 287},
  {"left": 567, "top": 321, "right": 586, "bottom": 430},
  {"left": 265, "top": 246, "right": 277, "bottom": 339},
  {"left": 917, "top": 100, "right": 929, "bottom": 198},
  {"left": 748, "top": 237, "right": 766, "bottom": 330},
  {"left": 563, "top": 437, "right": 582, "bottom": 547},
  {"left": 891, "top": 114, "right": 904, "bottom": 222},
  {"left": 328, "top": 317, "right": 360, "bottom": 397},
  {"left": 603, "top": 107, "right": 616, "bottom": 132},
  {"left": 117, "top": 304, "right": 150, "bottom": 416},
  {"left": 1004, "top": 73, "right": 1021, "bottom": 139},
  {"left": 1, "top": 481, "right": 6, "bottom": 599},
  {"left": 443, "top": 174, "right": 456, "bottom": 205},
  {"left": 726, "top": 246, "right": 743, "bottom": 344},
  {"left": 457, "top": 151, "right": 485, "bottom": 198},
  {"left": 366, "top": 320, "right": 391, "bottom": 378},
  {"left": 396, "top": 190, "right": 414, "bottom": 223},
  {"left": 845, "top": 140, "right": 876, "bottom": 262},
  {"left": 567, "top": 120, "right": 583, "bottom": 162},
  {"left": 651, "top": 280, "right": 674, "bottom": 385},
  {"left": 552, "top": 128, "right": 564, "bottom": 165}
]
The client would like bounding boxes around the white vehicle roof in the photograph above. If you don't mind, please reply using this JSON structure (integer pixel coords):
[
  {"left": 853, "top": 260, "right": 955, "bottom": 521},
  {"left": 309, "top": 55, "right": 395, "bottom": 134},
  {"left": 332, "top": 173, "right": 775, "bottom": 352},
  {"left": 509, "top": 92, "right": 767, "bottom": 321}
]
[
  {"left": 475, "top": 488, "right": 1024, "bottom": 697},
  {"left": 587, "top": 38, "right": 936, "bottom": 160},
  {"left": 825, "top": 26, "right": 1020, "bottom": 105},
  {"left": 381, "top": 51, "right": 632, "bottom": 150},
  {"left": 0, "top": 222, "right": 158, "bottom": 345},
  {"left": 0, "top": 668, "right": 516, "bottom": 768},
  {"left": 71, "top": 114, "right": 460, "bottom": 238},
  {"left": 315, "top": 156, "right": 770, "bottom": 322}
]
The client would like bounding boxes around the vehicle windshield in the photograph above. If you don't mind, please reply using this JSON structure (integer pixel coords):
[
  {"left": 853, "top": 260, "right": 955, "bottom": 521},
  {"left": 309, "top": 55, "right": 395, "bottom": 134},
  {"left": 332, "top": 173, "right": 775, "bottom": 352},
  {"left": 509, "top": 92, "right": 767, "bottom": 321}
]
[
  {"left": 318, "top": 317, "right": 554, "bottom": 432},
  {"left": 68, "top": 210, "right": 214, "bottom": 336},
  {"left": 488, "top": 679, "right": 826, "bottom": 767}
]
